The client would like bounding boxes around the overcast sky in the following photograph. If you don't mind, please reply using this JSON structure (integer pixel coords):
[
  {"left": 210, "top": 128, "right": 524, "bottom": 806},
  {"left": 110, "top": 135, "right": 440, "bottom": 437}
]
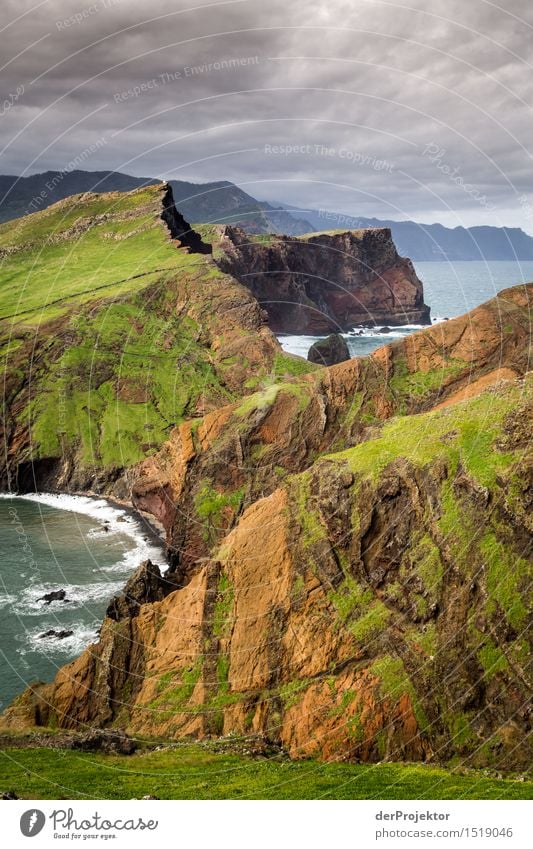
[{"left": 2, "top": 0, "right": 533, "bottom": 231}]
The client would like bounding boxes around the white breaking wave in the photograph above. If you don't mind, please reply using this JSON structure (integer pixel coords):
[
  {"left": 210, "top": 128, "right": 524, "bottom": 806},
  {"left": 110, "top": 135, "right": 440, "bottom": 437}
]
[
  {"left": 1, "top": 491, "right": 165, "bottom": 572},
  {"left": 0, "top": 592, "right": 18, "bottom": 610},
  {"left": 277, "top": 317, "right": 447, "bottom": 359},
  {"left": 0, "top": 479, "right": 165, "bottom": 681},
  {"left": 346, "top": 325, "right": 421, "bottom": 339},
  {"left": 19, "top": 621, "right": 101, "bottom": 656},
  {"left": 13, "top": 579, "right": 126, "bottom": 616}
]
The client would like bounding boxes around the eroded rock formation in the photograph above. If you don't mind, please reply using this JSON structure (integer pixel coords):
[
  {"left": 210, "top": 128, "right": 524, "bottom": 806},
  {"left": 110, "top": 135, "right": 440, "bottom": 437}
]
[
  {"left": 1, "top": 184, "right": 531, "bottom": 770},
  {"left": 216, "top": 226, "right": 431, "bottom": 332},
  {"left": 3, "top": 285, "right": 531, "bottom": 771},
  {"left": 0, "top": 183, "right": 285, "bottom": 494},
  {"left": 129, "top": 284, "right": 532, "bottom": 572},
  {"left": 4, "top": 380, "right": 531, "bottom": 768}
]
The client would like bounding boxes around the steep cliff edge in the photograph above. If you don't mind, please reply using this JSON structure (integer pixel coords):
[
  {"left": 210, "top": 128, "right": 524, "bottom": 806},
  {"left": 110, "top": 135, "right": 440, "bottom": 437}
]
[
  {"left": 2, "top": 285, "right": 531, "bottom": 770},
  {"left": 4, "top": 378, "right": 531, "bottom": 769},
  {"left": 1, "top": 184, "right": 530, "bottom": 770},
  {"left": 215, "top": 226, "right": 430, "bottom": 332},
  {"left": 0, "top": 186, "right": 432, "bottom": 497},
  {"left": 129, "top": 283, "right": 531, "bottom": 571}
]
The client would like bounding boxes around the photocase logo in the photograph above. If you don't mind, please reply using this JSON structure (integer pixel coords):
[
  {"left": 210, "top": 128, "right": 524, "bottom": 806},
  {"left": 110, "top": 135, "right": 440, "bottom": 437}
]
[{"left": 20, "top": 809, "right": 46, "bottom": 837}]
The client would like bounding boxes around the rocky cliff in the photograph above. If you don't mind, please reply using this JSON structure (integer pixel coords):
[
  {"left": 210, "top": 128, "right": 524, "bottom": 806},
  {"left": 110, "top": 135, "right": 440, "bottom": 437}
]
[
  {"left": 0, "top": 182, "right": 430, "bottom": 494},
  {"left": 215, "top": 226, "right": 431, "bottom": 333},
  {"left": 131, "top": 283, "right": 532, "bottom": 572},
  {"left": 0, "top": 183, "right": 299, "bottom": 494},
  {"left": 2, "top": 279, "right": 531, "bottom": 771}
]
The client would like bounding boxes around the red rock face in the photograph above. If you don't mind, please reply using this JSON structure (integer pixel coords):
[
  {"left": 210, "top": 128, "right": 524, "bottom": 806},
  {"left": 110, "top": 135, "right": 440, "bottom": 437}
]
[
  {"left": 1, "top": 286, "right": 532, "bottom": 771},
  {"left": 217, "top": 226, "right": 431, "bottom": 332}
]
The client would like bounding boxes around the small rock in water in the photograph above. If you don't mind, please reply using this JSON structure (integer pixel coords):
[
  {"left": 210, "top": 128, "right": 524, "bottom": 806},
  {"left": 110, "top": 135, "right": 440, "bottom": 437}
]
[
  {"left": 39, "top": 629, "right": 74, "bottom": 640},
  {"left": 378, "top": 326, "right": 391, "bottom": 334},
  {"left": 39, "top": 589, "right": 67, "bottom": 605},
  {"left": 307, "top": 333, "right": 350, "bottom": 366}
]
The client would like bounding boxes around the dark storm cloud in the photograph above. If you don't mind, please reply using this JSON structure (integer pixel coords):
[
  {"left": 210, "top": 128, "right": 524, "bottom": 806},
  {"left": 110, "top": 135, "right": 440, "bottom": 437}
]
[{"left": 1, "top": 0, "right": 533, "bottom": 230}]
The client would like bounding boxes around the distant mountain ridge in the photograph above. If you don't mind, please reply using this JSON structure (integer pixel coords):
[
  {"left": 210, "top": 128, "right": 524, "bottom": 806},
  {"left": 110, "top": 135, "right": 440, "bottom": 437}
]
[
  {"left": 0, "top": 171, "right": 312, "bottom": 236},
  {"left": 279, "top": 205, "right": 533, "bottom": 261},
  {"left": 1, "top": 170, "right": 533, "bottom": 260}
]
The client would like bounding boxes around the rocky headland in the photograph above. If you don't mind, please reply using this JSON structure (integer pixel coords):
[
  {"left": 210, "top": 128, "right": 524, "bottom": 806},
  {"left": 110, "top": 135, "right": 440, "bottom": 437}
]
[
  {"left": 0, "top": 184, "right": 531, "bottom": 772},
  {"left": 215, "top": 225, "right": 431, "bottom": 333}
]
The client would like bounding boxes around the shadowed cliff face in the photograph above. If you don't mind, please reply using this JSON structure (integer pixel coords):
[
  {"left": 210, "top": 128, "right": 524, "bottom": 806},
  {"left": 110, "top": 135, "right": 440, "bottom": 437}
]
[
  {"left": 4, "top": 379, "right": 531, "bottom": 769},
  {"left": 1, "top": 186, "right": 531, "bottom": 770},
  {"left": 2, "top": 284, "right": 531, "bottom": 771},
  {"left": 215, "top": 226, "right": 431, "bottom": 333},
  {"left": 159, "top": 184, "right": 212, "bottom": 255},
  {"left": 130, "top": 284, "right": 532, "bottom": 572}
]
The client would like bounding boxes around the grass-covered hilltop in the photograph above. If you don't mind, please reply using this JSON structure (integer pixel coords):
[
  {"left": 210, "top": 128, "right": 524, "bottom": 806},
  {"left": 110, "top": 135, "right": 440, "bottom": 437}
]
[
  {"left": 0, "top": 183, "right": 531, "bottom": 799},
  {"left": 0, "top": 183, "right": 304, "bottom": 491}
]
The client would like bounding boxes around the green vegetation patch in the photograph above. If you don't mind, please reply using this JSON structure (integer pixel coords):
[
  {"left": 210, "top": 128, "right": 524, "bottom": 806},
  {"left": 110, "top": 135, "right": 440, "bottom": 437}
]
[
  {"left": 272, "top": 352, "right": 318, "bottom": 380},
  {"left": 406, "top": 623, "right": 437, "bottom": 657},
  {"left": 390, "top": 356, "right": 466, "bottom": 400},
  {"left": 290, "top": 472, "right": 328, "bottom": 550},
  {"left": 349, "top": 599, "right": 391, "bottom": 644},
  {"left": 1, "top": 744, "right": 530, "bottom": 799},
  {"left": 389, "top": 532, "right": 444, "bottom": 619},
  {"left": 481, "top": 533, "right": 530, "bottom": 630},
  {"left": 477, "top": 639, "right": 510, "bottom": 681},
  {"left": 0, "top": 187, "right": 193, "bottom": 324},
  {"left": 234, "top": 384, "right": 280, "bottom": 417},
  {"left": 370, "top": 655, "right": 428, "bottom": 732},
  {"left": 212, "top": 572, "right": 235, "bottom": 638},
  {"left": 279, "top": 678, "right": 311, "bottom": 710},
  {"left": 412, "top": 534, "right": 444, "bottom": 601},
  {"left": 22, "top": 289, "right": 229, "bottom": 468},
  {"left": 328, "top": 386, "right": 523, "bottom": 488},
  {"left": 329, "top": 575, "right": 373, "bottom": 624},
  {"left": 195, "top": 483, "right": 245, "bottom": 542},
  {"left": 446, "top": 712, "right": 478, "bottom": 749},
  {"left": 234, "top": 379, "right": 313, "bottom": 421},
  {"left": 150, "top": 659, "right": 204, "bottom": 712}
]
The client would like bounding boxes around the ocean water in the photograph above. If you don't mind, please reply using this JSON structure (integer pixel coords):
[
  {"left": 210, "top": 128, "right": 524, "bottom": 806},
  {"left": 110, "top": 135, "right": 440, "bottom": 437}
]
[
  {"left": 0, "top": 494, "right": 165, "bottom": 711},
  {"left": 278, "top": 260, "right": 533, "bottom": 358}
]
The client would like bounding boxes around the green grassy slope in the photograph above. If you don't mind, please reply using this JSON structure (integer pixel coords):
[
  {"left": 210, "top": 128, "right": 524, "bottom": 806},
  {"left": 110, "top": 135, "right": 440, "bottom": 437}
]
[
  {"left": 1, "top": 744, "right": 530, "bottom": 800},
  {"left": 23, "top": 288, "right": 232, "bottom": 468},
  {"left": 0, "top": 187, "right": 188, "bottom": 324},
  {"left": 328, "top": 384, "right": 523, "bottom": 485},
  {"left": 0, "top": 184, "right": 282, "bottom": 477}
]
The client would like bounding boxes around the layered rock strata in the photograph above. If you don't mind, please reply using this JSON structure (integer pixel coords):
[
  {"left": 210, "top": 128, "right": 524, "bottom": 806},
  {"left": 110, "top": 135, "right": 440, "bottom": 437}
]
[
  {"left": 2, "top": 285, "right": 531, "bottom": 771},
  {"left": 216, "top": 226, "right": 431, "bottom": 332}
]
